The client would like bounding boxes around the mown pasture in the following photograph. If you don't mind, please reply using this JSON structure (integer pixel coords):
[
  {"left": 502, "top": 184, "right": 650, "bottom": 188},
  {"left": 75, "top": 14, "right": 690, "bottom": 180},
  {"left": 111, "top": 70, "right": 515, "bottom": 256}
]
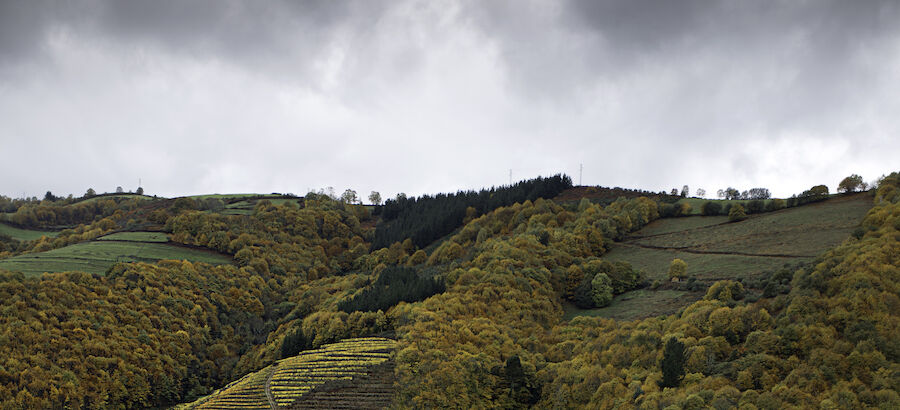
[
  {"left": 76, "top": 194, "right": 155, "bottom": 203},
  {"left": 572, "top": 193, "right": 873, "bottom": 321},
  {"left": 0, "top": 222, "right": 59, "bottom": 241},
  {"left": 221, "top": 198, "right": 303, "bottom": 215},
  {"left": 97, "top": 231, "right": 169, "bottom": 242},
  {"left": 0, "top": 235, "right": 231, "bottom": 276}
]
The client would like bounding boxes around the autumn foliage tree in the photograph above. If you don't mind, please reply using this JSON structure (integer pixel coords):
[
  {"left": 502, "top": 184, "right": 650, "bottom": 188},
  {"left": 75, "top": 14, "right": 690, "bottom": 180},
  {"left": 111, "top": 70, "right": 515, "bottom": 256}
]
[
  {"left": 728, "top": 203, "right": 748, "bottom": 222},
  {"left": 668, "top": 258, "right": 688, "bottom": 281},
  {"left": 838, "top": 174, "right": 866, "bottom": 193}
]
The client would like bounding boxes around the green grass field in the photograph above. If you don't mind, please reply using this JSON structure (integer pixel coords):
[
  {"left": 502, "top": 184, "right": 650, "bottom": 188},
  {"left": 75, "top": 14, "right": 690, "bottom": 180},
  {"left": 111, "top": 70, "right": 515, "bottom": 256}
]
[
  {"left": 639, "top": 194, "right": 872, "bottom": 256},
  {"left": 0, "top": 223, "right": 59, "bottom": 241},
  {"left": 0, "top": 239, "right": 231, "bottom": 276},
  {"left": 97, "top": 231, "right": 169, "bottom": 242},
  {"left": 76, "top": 194, "right": 155, "bottom": 204},
  {"left": 629, "top": 215, "right": 729, "bottom": 237},
  {"left": 570, "top": 193, "right": 873, "bottom": 321},
  {"left": 219, "top": 198, "right": 303, "bottom": 215},
  {"left": 188, "top": 193, "right": 287, "bottom": 200},
  {"left": 562, "top": 289, "right": 694, "bottom": 322}
]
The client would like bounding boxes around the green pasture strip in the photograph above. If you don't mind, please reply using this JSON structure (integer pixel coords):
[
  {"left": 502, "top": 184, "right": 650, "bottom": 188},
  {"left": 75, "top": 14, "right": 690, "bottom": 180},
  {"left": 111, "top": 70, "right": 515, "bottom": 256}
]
[
  {"left": 97, "top": 231, "right": 169, "bottom": 242},
  {"left": 0, "top": 241, "right": 231, "bottom": 276},
  {"left": 563, "top": 289, "right": 695, "bottom": 322},
  {"left": 189, "top": 193, "right": 285, "bottom": 200},
  {"left": 0, "top": 223, "right": 59, "bottom": 241},
  {"left": 77, "top": 194, "right": 155, "bottom": 204}
]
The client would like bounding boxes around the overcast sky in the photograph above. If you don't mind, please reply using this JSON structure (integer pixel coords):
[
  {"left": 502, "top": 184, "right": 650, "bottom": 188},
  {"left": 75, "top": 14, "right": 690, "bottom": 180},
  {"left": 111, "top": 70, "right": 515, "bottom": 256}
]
[{"left": 1, "top": 0, "right": 898, "bottom": 200}]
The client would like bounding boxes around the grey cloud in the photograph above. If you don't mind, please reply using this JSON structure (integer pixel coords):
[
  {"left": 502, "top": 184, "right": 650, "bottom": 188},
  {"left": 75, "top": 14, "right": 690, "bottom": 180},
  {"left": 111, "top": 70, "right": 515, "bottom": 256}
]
[{"left": 1, "top": 0, "right": 898, "bottom": 200}]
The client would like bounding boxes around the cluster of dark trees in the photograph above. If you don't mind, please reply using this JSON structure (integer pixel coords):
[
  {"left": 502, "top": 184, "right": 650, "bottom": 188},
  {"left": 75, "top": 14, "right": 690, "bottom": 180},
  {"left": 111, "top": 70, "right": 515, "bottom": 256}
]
[
  {"left": 789, "top": 184, "right": 830, "bottom": 206},
  {"left": 700, "top": 199, "right": 783, "bottom": 216},
  {"left": 281, "top": 327, "right": 313, "bottom": 359},
  {"left": 372, "top": 175, "right": 572, "bottom": 249},
  {"left": 0, "top": 234, "right": 21, "bottom": 253},
  {"left": 337, "top": 266, "right": 445, "bottom": 313}
]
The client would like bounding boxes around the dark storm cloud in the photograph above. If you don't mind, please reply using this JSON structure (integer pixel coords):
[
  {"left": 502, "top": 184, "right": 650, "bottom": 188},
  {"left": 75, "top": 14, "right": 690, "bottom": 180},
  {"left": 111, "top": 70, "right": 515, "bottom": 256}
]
[
  {"left": 1, "top": 1, "right": 898, "bottom": 199},
  {"left": 461, "top": 0, "right": 900, "bottom": 191},
  {"left": 0, "top": 1, "right": 378, "bottom": 84}
]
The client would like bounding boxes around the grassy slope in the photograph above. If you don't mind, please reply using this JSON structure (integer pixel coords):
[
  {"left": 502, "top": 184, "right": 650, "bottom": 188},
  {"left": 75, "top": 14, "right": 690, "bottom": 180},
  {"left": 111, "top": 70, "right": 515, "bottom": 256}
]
[
  {"left": 0, "top": 223, "right": 59, "bottom": 241},
  {"left": 97, "top": 231, "right": 169, "bottom": 242},
  {"left": 575, "top": 193, "right": 873, "bottom": 321},
  {"left": 221, "top": 198, "right": 303, "bottom": 215},
  {"left": 0, "top": 238, "right": 231, "bottom": 276},
  {"left": 75, "top": 194, "right": 156, "bottom": 204},
  {"left": 674, "top": 193, "right": 850, "bottom": 216},
  {"left": 638, "top": 193, "right": 872, "bottom": 255},
  {"left": 629, "top": 215, "right": 729, "bottom": 236},
  {"left": 188, "top": 193, "right": 286, "bottom": 200}
]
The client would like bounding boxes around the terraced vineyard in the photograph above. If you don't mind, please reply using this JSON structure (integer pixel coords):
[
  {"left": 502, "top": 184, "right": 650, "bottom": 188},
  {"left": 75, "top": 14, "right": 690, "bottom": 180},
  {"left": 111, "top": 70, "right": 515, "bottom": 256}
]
[
  {"left": 180, "top": 337, "right": 397, "bottom": 409},
  {"left": 186, "top": 366, "right": 273, "bottom": 409}
]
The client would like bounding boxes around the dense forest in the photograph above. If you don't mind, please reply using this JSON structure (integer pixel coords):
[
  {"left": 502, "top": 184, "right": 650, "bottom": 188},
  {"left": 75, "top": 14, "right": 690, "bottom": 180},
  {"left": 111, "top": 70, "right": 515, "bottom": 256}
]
[
  {"left": 0, "top": 197, "right": 147, "bottom": 230},
  {"left": 0, "top": 173, "right": 896, "bottom": 408},
  {"left": 372, "top": 174, "right": 572, "bottom": 249}
]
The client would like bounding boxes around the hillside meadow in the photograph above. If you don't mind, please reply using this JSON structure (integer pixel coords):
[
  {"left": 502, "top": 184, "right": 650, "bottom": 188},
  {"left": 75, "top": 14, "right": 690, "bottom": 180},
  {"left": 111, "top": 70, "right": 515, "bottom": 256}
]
[
  {"left": 0, "top": 237, "right": 232, "bottom": 276},
  {"left": 0, "top": 222, "right": 58, "bottom": 241},
  {"left": 584, "top": 192, "right": 873, "bottom": 320}
]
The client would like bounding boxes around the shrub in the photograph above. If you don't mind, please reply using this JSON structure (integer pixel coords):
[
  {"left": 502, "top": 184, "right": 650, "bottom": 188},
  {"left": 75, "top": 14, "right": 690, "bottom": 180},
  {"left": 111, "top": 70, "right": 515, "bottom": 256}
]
[
  {"left": 659, "top": 203, "right": 677, "bottom": 218},
  {"left": 771, "top": 198, "right": 786, "bottom": 210},
  {"left": 590, "top": 273, "right": 614, "bottom": 307},
  {"left": 701, "top": 201, "right": 722, "bottom": 216},
  {"left": 746, "top": 200, "right": 765, "bottom": 214},
  {"left": 668, "top": 258, "right": 688, "bottom": 281},
  {"left": 728, "top": 204, "right": 747, "bottom": 222},
  {"left": 704, "top": 280, "right": 745, "bottom": 303}
]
